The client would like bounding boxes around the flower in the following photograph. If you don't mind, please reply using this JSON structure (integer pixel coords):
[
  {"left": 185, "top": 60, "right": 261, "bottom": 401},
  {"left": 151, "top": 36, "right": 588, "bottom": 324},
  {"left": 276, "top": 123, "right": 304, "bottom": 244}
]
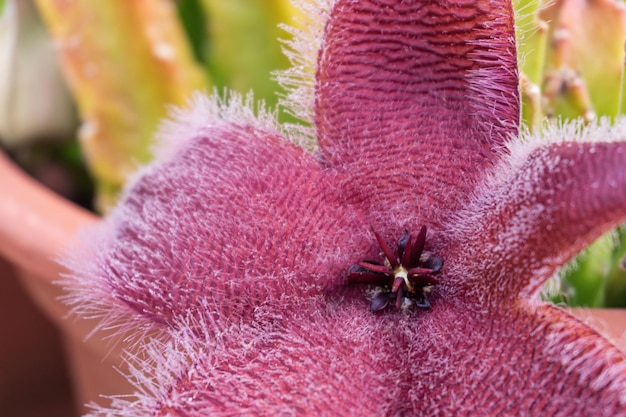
[{"left": 66, "top": 0, "right": 626, "bottom": 415}]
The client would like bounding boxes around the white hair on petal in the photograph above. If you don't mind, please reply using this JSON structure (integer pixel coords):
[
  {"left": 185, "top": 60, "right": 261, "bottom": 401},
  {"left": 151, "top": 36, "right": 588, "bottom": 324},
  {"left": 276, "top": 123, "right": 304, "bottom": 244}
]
[
  {"left": 483, "top": 116, "right": 626, "bottom": 187},
  {"left": 445, "top": 116, "right": 626, "bottom": 306},
  {"left": 499, "top": 116, "right": 626, "bottom": 179},
  {"left": 516, "top": 116, "right": 626, "bottom": 145},
  {"left": 539, "top": 230, "right": 617, "bottom": 303},
  {"left": 466, "top": 20, "right": 520, "bottom": 145},
  {"left": 275, "top": 0, "right": 337, "bottom": 149},
  {"left": 154, "top": 90, "right": 282, "bottom": 161},
  {"left": 58, "top": 89, "right": 287, "bottom": 346},
  {"left": 541, "top": 305, "right": 626, "bottom": 402},
  {"left": 512, "top": 0, "right": 554, "bottom": 73},
  {"left": 57, "top": 222, "right": 159, "bottom": 351}
]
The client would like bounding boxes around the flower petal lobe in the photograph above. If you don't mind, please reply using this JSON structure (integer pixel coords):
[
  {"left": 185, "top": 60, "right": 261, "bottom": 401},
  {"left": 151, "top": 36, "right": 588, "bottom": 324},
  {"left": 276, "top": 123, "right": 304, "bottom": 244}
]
[
  {"left": 68, "top": 119, "right": 369, "bottom": 329},
  {"left": 446, "top": 140, "right": 626, "bottom": 305},
  {"left": 316, "top": 0, "right": 520, "bottom": 226}
]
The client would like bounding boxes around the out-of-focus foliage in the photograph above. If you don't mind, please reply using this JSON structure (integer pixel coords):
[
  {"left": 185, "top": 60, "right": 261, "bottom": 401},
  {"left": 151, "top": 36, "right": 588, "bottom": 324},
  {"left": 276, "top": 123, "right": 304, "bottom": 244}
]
[
  {"left": 517, "top": 0, "right": 626, "bottom": 127},
  {"left": 29, "top": 0, "right": 298, "bottom": 212},
  {"left": 201, "top": 0, "right": 298, "bottom": 110},
  {"left": 516, "top": 0, "right": 626, "bottom": 307},
  {"left": 35, "top": 0, "right": 208, "bottom": 212},
  {"left": 176, "top": 0, "right": 208, "bottom": 65},
  {"left": 0, "top": 0, "right": 75, "bottom": 146}
]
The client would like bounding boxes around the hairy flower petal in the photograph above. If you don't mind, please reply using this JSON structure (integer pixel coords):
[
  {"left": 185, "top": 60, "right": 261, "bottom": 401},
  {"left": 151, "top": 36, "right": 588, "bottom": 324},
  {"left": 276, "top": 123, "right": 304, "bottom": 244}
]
[
  {"left": 403, "top": 303, "right": 626, "bottom": 415},
  {"left": 82, "top": 299, "right": 626, "bottom": 416},
  {"left": 67, "top": 114, "right": 370, "bottom": 329},
  {"left": 445, "top": 138, "right": 626, "bottom": 306},
  {"left": 316, "top": 0, "right": 519, "bottom": 228}
]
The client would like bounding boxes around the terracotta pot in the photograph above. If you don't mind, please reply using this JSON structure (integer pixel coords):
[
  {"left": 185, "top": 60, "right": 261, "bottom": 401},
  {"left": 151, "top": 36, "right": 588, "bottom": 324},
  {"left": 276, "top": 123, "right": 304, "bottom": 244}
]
[
  {"left": 0, "top": 152, "right": 133, "bottom": 415},
  {"left": 0, "top": 151, "right": 625, "bottom": 415}
]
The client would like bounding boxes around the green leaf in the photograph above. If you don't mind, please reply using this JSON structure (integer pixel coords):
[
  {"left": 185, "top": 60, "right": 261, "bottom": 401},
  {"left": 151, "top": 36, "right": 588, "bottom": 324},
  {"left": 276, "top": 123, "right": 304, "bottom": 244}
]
[
  {"left": 176, "top": 0, "right": 208, "bottom": 65},
  {"left": 604, "top": 229, "right": 626, "bottom": 307},
  {"left": 515, "top": 0, "right": 548, "bottom": 86},
  {"left": 200, "top": 0, "right": 297, "bottom": 108},
  {"left": 35, "top": 0, "right": 209, "bottom": 212}
]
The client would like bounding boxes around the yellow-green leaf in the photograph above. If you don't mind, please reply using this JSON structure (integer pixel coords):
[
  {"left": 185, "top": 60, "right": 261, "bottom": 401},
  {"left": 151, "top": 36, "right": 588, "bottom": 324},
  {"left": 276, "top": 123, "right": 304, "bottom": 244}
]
[
  {"left": 541, "top": 0, "right": 626, "bottom": 119},
  {"left": 35, "top": 0, "right": 208, "bottom": 212},
  {"left": 515, "top": 0, "right": 549, "bottom": 86},
  {"left": 201, "top": 0, "right": 298, "bottom": 108}
]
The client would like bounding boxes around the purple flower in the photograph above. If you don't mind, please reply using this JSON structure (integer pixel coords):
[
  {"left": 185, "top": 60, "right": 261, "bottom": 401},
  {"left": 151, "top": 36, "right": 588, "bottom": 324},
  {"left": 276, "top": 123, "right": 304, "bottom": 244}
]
[{"left": 67, "top": 0, "right": 626, "bottom": 415}]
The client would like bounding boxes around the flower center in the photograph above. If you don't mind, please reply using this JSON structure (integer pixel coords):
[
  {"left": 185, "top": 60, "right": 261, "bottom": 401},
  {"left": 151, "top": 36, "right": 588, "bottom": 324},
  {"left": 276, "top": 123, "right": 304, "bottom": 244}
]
[
  {"left": 394, "top": 266, "right": 411, "bottom": 291},
  {"left": 348, "top": 226, "right": 442, "bottom": 313}
]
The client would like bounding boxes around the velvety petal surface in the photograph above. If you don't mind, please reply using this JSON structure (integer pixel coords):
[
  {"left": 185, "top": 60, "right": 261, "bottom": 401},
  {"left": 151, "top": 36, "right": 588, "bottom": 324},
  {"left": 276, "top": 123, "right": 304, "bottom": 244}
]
[
  {"left": 316, "top": 0, "right": 520, "bottom": 228},
  {"left": 86, "top": 298, "right": 626, "bottom": 416},
  {"left": 67, "top": 107, "right": 371, "bottom": 329},
  {"left": 440, "top": 135, "right": 626, "bottom": 307}
]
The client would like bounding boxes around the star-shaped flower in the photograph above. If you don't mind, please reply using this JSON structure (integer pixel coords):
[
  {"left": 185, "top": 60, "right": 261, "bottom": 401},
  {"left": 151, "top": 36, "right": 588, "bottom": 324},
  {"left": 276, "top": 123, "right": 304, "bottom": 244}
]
[{"left": 67, "top": 0, "right": 626, "bottom": 415}]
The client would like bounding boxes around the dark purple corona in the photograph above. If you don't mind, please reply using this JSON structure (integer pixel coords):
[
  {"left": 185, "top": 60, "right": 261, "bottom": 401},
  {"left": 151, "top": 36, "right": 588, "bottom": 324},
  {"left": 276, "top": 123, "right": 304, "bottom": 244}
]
[{"left": 348, "top": 226, "right": 442, "bottom": 313}]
